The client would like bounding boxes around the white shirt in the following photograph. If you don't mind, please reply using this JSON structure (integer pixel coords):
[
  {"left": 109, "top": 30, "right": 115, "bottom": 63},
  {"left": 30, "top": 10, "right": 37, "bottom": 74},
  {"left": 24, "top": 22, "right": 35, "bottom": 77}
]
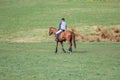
[{"left": 61, "top": 21, "right": 67, "bottom": 30}]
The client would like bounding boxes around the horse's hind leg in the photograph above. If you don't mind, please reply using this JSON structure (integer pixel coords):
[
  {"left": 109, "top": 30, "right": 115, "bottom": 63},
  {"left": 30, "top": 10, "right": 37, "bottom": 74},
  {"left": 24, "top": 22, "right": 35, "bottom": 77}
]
[
  {"left": 68, "top": 40, "right": 72, "bottom": 53},
  {"left": 69, "top": 46, "right": 72, "bottom": 52},
  {"left": 60, "top": 42, "right": 66, "bottom": 53}
]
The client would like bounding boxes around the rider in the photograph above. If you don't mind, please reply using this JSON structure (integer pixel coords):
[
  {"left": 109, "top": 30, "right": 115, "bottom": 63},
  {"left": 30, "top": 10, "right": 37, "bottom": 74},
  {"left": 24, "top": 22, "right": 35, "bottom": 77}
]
[{"left": 55, "top": 18, "right": 67, "bottom": 41}]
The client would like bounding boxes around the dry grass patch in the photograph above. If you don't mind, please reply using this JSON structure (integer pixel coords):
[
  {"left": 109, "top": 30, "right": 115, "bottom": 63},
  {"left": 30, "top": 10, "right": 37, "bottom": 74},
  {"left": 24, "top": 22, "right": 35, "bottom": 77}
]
[
  {"left": 72, "top": 25, "right": 120, "bottom": 42},
  {"left": 2, "top": 28, "right": 53, "bottom": 42}
]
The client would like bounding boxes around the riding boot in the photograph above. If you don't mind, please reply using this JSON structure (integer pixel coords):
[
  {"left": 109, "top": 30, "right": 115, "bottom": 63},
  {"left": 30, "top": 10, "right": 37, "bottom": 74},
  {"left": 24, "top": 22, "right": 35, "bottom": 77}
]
[{"left": 55, "top": 34, "right": 59, "bottom": 41}]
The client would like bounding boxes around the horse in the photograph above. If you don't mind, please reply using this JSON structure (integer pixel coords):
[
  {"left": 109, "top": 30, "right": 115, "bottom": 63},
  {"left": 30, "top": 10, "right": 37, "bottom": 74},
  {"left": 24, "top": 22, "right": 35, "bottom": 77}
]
[{"left": 49, "top": 27, "right": 76, "bottom": 53}]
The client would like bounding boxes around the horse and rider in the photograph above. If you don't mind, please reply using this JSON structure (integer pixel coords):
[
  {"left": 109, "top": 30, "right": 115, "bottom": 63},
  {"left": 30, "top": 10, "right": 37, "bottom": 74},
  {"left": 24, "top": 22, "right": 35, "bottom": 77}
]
[{"left": 49, "top": 18, "right": 76, "bottom": 53}]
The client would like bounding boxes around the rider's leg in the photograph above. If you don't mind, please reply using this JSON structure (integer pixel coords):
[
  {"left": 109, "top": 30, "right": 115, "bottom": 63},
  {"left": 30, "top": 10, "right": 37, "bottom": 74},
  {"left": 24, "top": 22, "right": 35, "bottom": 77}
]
[{"left": 55, "top": 30, "right": 62, "bottom": 41}]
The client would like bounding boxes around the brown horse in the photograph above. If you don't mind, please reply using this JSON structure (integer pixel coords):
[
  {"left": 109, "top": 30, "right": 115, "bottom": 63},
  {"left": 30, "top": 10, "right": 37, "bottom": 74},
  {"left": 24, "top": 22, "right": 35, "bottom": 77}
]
[{"left": 49, "top": 27, "right": 76, "bottom": 53}]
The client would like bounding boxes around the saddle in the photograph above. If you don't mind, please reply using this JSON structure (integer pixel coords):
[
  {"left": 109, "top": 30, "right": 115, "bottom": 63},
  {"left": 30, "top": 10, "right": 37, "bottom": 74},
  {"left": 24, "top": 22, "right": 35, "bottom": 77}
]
[{"left": 58, "top": 30, "right": 66, "bottom": 41}]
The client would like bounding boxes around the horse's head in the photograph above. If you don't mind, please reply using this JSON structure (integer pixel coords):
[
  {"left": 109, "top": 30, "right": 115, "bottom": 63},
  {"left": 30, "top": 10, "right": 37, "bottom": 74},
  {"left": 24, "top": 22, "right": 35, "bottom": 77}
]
[{"left": 49, "top": 27, "right": 57, "bottom": 36}]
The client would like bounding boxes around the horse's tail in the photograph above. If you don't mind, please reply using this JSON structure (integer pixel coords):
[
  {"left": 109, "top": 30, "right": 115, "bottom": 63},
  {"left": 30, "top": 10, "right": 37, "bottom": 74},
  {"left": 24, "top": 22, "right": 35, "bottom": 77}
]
[{"left": 72, "top": 32, "right": 76, "bottom": 48}]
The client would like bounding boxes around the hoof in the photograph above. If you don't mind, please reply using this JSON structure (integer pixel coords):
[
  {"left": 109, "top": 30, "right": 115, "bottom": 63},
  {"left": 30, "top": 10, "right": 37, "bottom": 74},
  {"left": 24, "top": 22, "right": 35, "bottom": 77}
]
[
  {"left": 62, "top": 48, "right": 66, "bottom": 53},
  {"left": 66, "top": 50, "right": 72, "bottom": 54},
  {"left": 55, "top": 51, "right": 57, "bottom": 53},
  {"left": 63, "top": 50, "right": 66, "bottom": 53}
]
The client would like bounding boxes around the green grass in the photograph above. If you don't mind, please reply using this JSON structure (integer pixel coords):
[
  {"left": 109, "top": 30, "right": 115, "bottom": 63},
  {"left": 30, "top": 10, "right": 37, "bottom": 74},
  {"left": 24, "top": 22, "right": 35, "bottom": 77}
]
[
  {"left": 0, "top": 0, "right": 120, "bottom": 41},
  {"left": 0, "top": 42, "right": 120, "bottom": 80},
  {"left": 0, "top": 0, "right": 120, "bottom": 80}
]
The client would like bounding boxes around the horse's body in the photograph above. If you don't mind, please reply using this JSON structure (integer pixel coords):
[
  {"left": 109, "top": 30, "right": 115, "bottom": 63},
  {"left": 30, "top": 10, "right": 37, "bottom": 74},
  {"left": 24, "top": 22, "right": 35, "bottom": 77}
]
[{"left": 49, "top": 27, "right": 76, "bottom": 53}]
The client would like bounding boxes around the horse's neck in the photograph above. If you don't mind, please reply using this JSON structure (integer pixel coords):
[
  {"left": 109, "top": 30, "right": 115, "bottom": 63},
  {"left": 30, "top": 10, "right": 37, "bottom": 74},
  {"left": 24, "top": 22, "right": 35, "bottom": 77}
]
[{"left": 53, "top": 29, "right": 57, "bottom": 35}]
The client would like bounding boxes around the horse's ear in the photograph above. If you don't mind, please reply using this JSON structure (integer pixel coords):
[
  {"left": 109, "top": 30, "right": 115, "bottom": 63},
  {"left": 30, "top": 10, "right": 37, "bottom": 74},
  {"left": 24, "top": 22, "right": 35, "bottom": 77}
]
[{"left": 50, "top": 26, "right": 53, "bottom": 28}]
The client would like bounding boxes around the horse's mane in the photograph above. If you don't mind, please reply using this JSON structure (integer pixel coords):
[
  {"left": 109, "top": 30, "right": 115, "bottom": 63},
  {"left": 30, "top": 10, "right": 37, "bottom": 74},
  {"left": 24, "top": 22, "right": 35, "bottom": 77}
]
[{"left": 50, "top": 27, "right": 57, "bottom": 30}]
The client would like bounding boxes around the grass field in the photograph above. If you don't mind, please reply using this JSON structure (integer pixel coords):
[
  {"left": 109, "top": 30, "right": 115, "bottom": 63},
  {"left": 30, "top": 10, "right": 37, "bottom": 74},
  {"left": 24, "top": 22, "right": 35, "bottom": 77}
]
[
  {"left": 0, "top": 42, "right": 120, "bottom": 80},
  {"left": 0, "top": 0, "right": 120, "bottom": 80},
  {"left": 0, "top": 0, "right": 120, "bottom": 42}
]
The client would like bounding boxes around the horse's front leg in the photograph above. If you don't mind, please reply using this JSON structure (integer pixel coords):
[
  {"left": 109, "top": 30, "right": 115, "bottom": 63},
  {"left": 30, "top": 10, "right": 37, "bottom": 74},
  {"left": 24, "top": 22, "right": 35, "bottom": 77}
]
[
  {"left": 60, "top": 42, "right": 66, "bottom": 53},
  {"left": 55, "top": 41, "right": 58, "bottom": 53}
]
